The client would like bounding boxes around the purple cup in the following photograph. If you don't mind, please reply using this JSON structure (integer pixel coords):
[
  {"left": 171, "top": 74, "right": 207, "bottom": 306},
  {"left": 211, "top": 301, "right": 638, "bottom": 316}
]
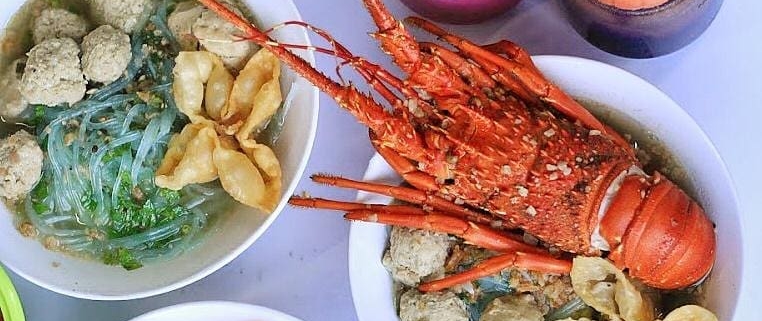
[{"left": 399, "top": 0, "right": 522, "bottom": 25}]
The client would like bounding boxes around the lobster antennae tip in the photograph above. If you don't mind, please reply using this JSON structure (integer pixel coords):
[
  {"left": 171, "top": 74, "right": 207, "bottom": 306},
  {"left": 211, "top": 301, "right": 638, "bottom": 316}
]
[{"left": 310, "top": 173, "right": 343, "bottom": 182}]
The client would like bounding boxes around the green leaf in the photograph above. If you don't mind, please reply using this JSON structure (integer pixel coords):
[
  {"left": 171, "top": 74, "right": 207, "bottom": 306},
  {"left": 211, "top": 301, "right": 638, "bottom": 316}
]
[
  {"left": 107, "top": 182, "right": 191, "bottom": 238},
  {"left": 158, "top": 188, "right": 180, "bottom": 203},
  {"left": 31, "top": 178, "right": 49, "bottom": 200},
  {"left": 32, "top": 202, "right": 50, "bottom": 214},
  {"left": 149, "top": 94, "right": 165, "bottom": 109},
  {"left": 29, "top": 178, "right": 51, "bottom": 213},
  {"left": 81, "top": 192, "right": 98, "bottom": 212},
  {"left": 27, "top": 105, "right": 47, "bottom": 126},
  {"left": 102, "top": 144, "right": 132, "bottom": 163},
  {"left": 103, "top": 248, "right": 143, "bottom": 270}
]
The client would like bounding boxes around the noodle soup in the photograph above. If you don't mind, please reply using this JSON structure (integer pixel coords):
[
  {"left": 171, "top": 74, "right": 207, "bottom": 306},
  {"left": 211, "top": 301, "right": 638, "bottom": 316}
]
[{"left": 0, "top": 0, "right": 283, "bottom": 270}]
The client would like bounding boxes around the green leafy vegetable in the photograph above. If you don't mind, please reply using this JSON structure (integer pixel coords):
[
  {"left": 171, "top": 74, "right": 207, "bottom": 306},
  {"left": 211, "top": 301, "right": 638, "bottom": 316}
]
[
  {"left": 27, "top": 105, "right": 46, "bottom": 126},
  {"left": 103, "top": 248, "right": 143, "bottom": 270},
  {"left": 81, "top": 192, "right": 98, "bottom": 212},
  {"left": 158, "top": 188, "right": 181, "bottom": 204},
  {"left": 146, "top": 93, "right": 165, "bottom": 109},
  {"left": 102, "top": 144, "right": 132, "bottom": 163},
  {"left": 29, "top": 178, "right": 50, "bottom": 213},
  {"left": 108, "top": 175, "right": 190, "bottom": 238}
]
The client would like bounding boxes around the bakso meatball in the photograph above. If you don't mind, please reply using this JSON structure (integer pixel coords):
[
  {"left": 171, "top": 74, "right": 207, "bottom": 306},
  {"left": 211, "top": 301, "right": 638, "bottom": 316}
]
[
  {"left": 0, "top": 59, "right": 28, "bottom": 120},
  {"left": 480, "top": 294, "right": 544, "bottom": 321},
  {"left": 32, "top": 8, "right": 89, "bottom": 44},
  {"left": 81, "top": 25, "right": 132, "bottom": 84},
  {"left": 168, "top": 1, "right": 205, "bottom": 51},
  {"left": 399, "top": 289, "right": 469, "bottom": 321},
  {"left": 20, "top": 38, "right": 86, "bottom": 106},
  {"left": 0, "top": 130, "right": 43, "bottom": 201},
  {"left": 382, "top": 227, "right": 451, "bottom": 286},
  {"left": 193, "top": 2, "right": 256, "bottom": 72},
  {"left": 87, "top": 0, "right": 155, "bottom": 33}
]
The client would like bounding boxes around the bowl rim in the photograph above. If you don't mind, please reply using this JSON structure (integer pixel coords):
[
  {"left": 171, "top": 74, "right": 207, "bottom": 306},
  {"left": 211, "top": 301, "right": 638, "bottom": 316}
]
[
  {"left": 0, "top": 0, "right": 319, "bottom": 301},
  {"left": 348, "top": 55, "right": 743, "bottom": 320},
  {"left": 128, "top": 301, "right": 303, "bottom": 321}
]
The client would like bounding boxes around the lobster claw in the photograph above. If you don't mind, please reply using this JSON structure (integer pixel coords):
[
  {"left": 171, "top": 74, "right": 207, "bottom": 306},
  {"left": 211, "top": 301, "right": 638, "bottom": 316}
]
[{"left": 600, "top": 173, "right": 716, "bottom": 289}]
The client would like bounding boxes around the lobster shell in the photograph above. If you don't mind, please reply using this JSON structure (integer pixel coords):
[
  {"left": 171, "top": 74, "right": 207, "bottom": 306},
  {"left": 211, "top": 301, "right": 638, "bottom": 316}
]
[{"left": 197, "top": 0, "right": 716, "bottom": 290}]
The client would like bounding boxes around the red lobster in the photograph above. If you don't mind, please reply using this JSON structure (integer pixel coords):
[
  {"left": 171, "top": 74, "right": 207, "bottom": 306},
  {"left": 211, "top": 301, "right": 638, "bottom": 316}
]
[{"left": 197, "top": 0, "right": 716, "bottom": 291}]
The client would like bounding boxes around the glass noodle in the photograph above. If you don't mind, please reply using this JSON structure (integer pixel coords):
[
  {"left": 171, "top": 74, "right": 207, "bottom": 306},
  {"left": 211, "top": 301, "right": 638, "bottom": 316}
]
[{"left": 17, "top": 0, "right": 233, "bottom": 270}]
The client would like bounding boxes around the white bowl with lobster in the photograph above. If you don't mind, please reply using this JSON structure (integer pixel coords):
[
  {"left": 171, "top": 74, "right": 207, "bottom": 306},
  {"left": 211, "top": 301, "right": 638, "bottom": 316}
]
[
  {"left": 0, "top": 0, "right": 318, "bottom": 300},
  {"left": 348, "top": 56, "right": 742, "bottom": 320}
]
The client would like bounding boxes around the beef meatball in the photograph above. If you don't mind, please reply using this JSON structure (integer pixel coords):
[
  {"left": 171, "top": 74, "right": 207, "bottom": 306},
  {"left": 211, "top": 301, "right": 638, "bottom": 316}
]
[
  {"left": 0, "top": 59, "right": 29, "bottom": 120},
  {"left": 192, "top": 1, "right": 256, "bottom": 72},
  {"left": 32, "top": 8, "right": 89, "bottom": 44},
  {"left": 399, "top": 289, "right": 469, "bottom": 321},
  {"left": 382, "top": 227, "right": 451, "bottom": 286},
  {"left": 0, "top": 130, "right": 44, "bottom": 201},
  {"left": 81, "top": 25, "right": 132, "bottom": 84},
  {"left": 20, "top": 38, "right": 86, "bottom": 106},
  {"left": 87, "top": 0, "right": 154, "bottom": 33}
]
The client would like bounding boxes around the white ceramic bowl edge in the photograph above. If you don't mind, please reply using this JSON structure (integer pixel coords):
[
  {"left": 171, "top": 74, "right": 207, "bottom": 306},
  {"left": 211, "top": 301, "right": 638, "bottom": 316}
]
[{"left": 129, "top": 301, "right": 304, "bottom": 321}]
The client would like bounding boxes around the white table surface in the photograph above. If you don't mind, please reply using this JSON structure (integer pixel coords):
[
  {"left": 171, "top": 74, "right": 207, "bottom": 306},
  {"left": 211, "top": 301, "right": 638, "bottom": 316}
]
[{"left": 8, "top": 0, "right": 761, "bottom": 320}]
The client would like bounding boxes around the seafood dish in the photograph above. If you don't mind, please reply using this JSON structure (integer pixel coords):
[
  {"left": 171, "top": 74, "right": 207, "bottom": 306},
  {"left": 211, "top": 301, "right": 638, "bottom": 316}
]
[
  {"left": 192, "top": 0, "right": 721, "bottom": 320},
  {"left": 0, "top": 0, "right": 288, "bottom": 270}
]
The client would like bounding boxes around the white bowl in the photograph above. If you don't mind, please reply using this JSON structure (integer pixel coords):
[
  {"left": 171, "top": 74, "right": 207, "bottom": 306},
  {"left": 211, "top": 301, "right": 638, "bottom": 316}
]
[
  {"left": 0, "top": 1, "right": 318, "bottom": 300},
  {"left": 129, "top": 301, "right": 304, "bottom": 321},
  {"left": 348, "top": 56, "right": 742, "bottom": 320}
]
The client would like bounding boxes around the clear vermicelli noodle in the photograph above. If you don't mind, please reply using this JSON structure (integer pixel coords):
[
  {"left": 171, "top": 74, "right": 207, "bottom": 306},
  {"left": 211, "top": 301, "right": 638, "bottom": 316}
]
[{"left": 16, "top": 0, "right": 233, "bottom": 270}]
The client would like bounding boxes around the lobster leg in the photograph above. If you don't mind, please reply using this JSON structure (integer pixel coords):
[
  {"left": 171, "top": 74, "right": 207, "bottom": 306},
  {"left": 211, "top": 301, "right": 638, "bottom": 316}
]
[
  {"left": 310, "top": 174, "right": 498, "bottom": 224},
  {"left": 345, "top": 209, "right": 537, "bottom": 254},
  {"left": 419, "top": 42, "right": 537, "bottom": 133},
  {"left": 409, "top": 17, "right": 634, "bottom": 152},
  {"left": 372, "top": 138, "right": 438, "bottom": 191},
  {"left": 482, "top": 40, "right": 539, "bottom": 74},
  {"left": 362, "top": 0, "right": 421, "bottom": 73},
  {"left": 405, "top": 17, "right": 607, "bottom": 134},
  {"left": 364, "top": 0, "right": 488, "bottom": 109},
  {"left": 418, "top": 252, "right": 572, "bottom": 292},
  {"left": 422, "top": 42, "right": 535, "bottom": 104},
  {"left": 363, "top": 0, "right": 537, "bottom": 171},
  {"left": 289, "top": 196, "right": 429, "bottom": 215},
  {"left": 420, "top": 42, "right": 496, "bottom": 89}
]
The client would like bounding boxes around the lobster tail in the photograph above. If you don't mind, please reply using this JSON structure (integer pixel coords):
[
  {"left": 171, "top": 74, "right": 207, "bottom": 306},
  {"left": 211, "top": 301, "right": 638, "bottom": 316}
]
[{"left": 601, "top": 174, "right": 716, "bottom": 289}]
